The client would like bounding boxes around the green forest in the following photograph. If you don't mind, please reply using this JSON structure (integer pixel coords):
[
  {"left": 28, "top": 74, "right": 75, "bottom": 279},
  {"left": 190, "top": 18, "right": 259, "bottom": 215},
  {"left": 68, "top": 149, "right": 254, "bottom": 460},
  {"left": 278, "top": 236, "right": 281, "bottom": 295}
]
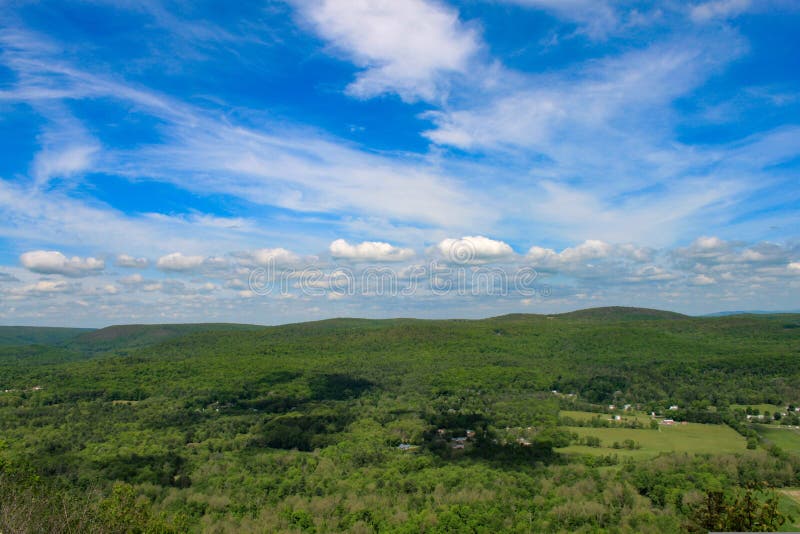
[{"left": 1, "top": 307, "right": 800, "bottom": 532}]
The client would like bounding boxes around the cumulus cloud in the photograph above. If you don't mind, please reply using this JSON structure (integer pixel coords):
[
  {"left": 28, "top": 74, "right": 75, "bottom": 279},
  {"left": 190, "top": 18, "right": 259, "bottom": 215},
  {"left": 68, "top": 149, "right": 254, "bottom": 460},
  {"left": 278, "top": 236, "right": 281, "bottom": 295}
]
[
  {"left": 156, "top": 252, "right": 205, "bottom": 272},
  {"left": 0, "top": 271, "right": 19, "bottom": 283},
  {"left": 12, "top": 280, "right": 74, "bottom": 295},
  {"left": 435, "top": 236, "right": 514, "bottom": 264},
  {"left": 116, "top": 254, "right": 149, "bottom": 268},
  {"left": 224, "top": 278, "right": 248, "bottom": 290},
  {"left": 673, "top": 237, "right": 793, "bottom": 268},
  {"left": 526, "top": 240, "right": 650, "bottom": 268},
  {"left": 292, "top": 0, "right": 479, "bottom": 101},
  {"left": 119, "top": 273, "right": 144, "bottom": 285},
  {"left": 330, "top": 239, "right": 415, "bottom": 262},
  {"left": 20, "top": 250, "right": 104, "bottom": 277},
  {"left": 789, "top": 262, "right": 800, "bottom": 274},
  {"left": 236, "top": 248, "right": 302, "bottom": 267},
  {"left": 692, "top": 274, "right": 716, "bottom": 285},
  {"left": 624, "top": 265, "right": 679, "bottom": 283}
]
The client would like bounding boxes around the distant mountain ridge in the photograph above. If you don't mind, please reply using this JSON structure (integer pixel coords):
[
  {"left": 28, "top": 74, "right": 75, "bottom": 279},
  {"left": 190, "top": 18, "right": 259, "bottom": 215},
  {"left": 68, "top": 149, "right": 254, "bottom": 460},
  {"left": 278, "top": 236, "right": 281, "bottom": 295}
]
[
  {"left": 3, "top": 306, "right": 800, "bottom": 353},
  {"left": 66, "top": 323, "right": 264, "bottom": 352},
  {"left": 0, "top": 326, "right": 93, "bottom": 346},
  {"left": 704, "top": 310, "right": 800, "bottom": 317}
]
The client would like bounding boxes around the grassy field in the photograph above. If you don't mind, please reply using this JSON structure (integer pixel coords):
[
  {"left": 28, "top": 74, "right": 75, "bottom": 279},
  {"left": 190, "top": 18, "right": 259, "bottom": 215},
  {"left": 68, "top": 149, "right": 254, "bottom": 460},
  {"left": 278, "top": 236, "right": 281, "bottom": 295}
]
[
  {"left": 560, "top": 409, "right": 652, "bottom": 424},
  {"left": 557, "top": 423, "right": 748, "bottom": 459},
  {"left": 778, "top": 490, "right": 800, "bottom": 532},
  {"left": 757, "top": 424, "right": 800, "bottom": 454},
  {"left": 731, "top": 403, "right": 783, "bottom": 413}
]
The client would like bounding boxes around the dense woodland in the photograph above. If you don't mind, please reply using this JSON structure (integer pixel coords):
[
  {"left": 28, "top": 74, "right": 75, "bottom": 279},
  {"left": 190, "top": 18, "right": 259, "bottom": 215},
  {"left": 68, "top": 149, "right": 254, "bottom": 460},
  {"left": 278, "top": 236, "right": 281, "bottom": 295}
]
[{"left": 1, "top": 307, "right": 799, "bottom": 532}]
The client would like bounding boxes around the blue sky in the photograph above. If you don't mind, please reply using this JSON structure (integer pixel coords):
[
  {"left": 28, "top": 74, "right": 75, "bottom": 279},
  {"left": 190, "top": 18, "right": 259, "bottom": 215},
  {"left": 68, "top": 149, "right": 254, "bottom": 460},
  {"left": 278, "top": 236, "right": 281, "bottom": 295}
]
[{"left": 1, "top": 0, "right": 799, "bottom": 326}]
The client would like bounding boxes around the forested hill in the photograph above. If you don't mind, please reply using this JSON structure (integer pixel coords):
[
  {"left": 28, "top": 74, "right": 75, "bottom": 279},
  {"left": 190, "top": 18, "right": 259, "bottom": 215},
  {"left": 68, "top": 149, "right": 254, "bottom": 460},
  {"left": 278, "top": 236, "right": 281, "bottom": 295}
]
[
  {"left": 0, "top": 325, "right": 93, "bottom": 346},
  {"left": 1, "top": 307, "right": 800, "bottom": 531},
  {"left": 64, "top": 322, "right": 264, "bottom": 353},
  {"left": 553, "top": 306, "right": 688, "bottom": 321}
]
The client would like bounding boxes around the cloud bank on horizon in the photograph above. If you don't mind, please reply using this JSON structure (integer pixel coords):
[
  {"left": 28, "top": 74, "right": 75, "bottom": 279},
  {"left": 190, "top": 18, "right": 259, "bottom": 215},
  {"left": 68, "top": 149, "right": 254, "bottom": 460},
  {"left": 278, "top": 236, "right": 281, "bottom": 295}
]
[{"left": 0, "top": 0, "right": 798, "bottom": 326}]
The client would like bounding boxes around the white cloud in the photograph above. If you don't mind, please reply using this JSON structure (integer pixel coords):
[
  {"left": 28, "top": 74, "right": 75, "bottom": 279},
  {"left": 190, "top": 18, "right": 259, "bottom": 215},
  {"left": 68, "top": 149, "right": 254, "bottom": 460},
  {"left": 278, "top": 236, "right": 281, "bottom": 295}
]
[
  {"left": 224, "top": 278, "right": 247, "bottom": 289},
  {"left": 20, "top": 250, "right": 104, "bottom": 277},
  {"left": 32, "top": 143, "right": 99, "bottom": 185},
  {"left": 558, "top": 240, "right": 613, "bottom": 263},
  {"left": 435, "top": 236, "right": 514, "bottom": 263},
  {"left": 693, "top": 236, "right": 727, "bottom": 251},
  {"left": 237, "top": 248, "right": 303, "bottom": 267},
  {"left": 116, "top": 254, "right": 149, "bottom": 268},
  {"left": 292, "top": 0, "right": 479, "bottom": 101},
  {"left": 692, "top": 274, "right": 716, "bottom": 285},
  {"left": 673, "top": 237, "right": 793, "bottom": 269},
  {"left": 788, "top": 262, "right": 800, "bottom": 274},
  {"left": 12, "top": 280, "right": 74, "bottom": 295},
  {"left": 103, "top": 284, "right": 119, "bottom": 294},
  {"left": 119, "top": 273, "right": 144, "bottom": 285},
  {"left": 330, "top": 238, "right": 415, "bottom": 262},
  {"left": 502, "top": 0, "right": 619, "bottom": 39},
  {"left": 526, "top": 240, "right": 650, "bottom": 268},
  {"left": 690, "top": 0, "right": 751, "bottom": 22},
  {"left": 625, "top": 265, "right": 679, "bottom": 283},
  {"left": 156, "top": 252, "right": 205, "bottom": 272},
  {"left": 0, "top": 28, "right": 492, "bottom": 242},
  {"left": 0, "top": 271, "right": 19, "bottom": 283},
  {"left": 423, "top": 37, "right": 742, "bottom": 152}
]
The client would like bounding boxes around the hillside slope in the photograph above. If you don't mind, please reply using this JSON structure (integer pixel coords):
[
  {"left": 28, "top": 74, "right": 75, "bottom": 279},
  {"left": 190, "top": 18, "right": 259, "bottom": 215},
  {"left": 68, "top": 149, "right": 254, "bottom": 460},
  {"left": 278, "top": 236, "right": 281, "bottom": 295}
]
[
  {"left": 556, "top": 306, "right": 688, "bottom": 321},
  {"left": 1, "top": 309, "right": 799, "bottom": 532},
  {"left": 0, "top": 326, "right": 93, "bottom": 346},
  {"left": 66, "top": 322, "right": 265, "bottom": 352}
]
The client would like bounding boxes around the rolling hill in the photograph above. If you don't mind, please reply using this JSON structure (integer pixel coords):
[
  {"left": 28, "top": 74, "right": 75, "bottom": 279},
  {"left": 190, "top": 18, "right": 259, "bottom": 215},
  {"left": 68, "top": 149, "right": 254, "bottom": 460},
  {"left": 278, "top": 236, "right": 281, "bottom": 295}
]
[
  {"left": 0, "top": 325, "right": 93, "bottom": 346},
  {"left": 1, "top": 307, "right": 799, "bottom": 532},
  {"left": 64, "top": 322, "right": 265, "bottom": 352}
]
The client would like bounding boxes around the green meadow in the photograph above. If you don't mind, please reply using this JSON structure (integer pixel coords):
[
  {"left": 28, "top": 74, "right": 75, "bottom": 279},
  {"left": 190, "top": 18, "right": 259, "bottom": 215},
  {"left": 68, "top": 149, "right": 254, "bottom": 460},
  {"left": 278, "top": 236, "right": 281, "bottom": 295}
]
[
  {"left": 558, "top": 422, "right": 748, "bottom": 459},
  {"left": 778, "top": 490, "right": 800, "bottom": 532},
  {"left": 559, "top": 409, "right": 652, "bottom": 424},
  {"left": 757, "top": 424, "right": 800, "bottom": 454}
]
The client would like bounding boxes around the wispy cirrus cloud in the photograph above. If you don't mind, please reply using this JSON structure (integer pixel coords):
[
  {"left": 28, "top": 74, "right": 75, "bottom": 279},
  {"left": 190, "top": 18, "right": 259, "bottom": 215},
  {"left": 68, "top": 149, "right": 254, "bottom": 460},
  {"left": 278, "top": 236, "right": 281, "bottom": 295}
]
[
  {"left": 0, "top": 1, "right": 798, "bottom": 324},
  {"left": 500, "top": 0, "right": 620, "bottom": 39},
  {"left": 690, "top": 0, "right": 752, "bottom": 22}
]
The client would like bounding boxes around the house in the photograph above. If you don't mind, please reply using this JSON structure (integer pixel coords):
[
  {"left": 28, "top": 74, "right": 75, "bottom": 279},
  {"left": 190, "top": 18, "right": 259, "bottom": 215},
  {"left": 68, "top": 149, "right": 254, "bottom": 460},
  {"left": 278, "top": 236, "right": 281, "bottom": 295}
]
[
  {"left": 398, "top": 443, "right": 412, "bottom": 451},
  {"left": 614, "top": 415, "right": 622, "bottom": 421},
  {"left": 608, "top": 404, "right": 615, "bottom": 410},
  {"left": 623, "top": 404, "right": 631, "bottom": 411},
  {"left": 669, "top": 405, "right": 679, "bottom": 411},
  {"left": 451, "top": 436, "right": 467, "bottom": 443},
  {"left": 466, "top": 429, "right": 476, "bottom": 438},
  {"left": 661, "top": 419, "right": 675, "bottom": 425},
  {"left": 516, "top": 437, "right": 531, "bottom": 446}
]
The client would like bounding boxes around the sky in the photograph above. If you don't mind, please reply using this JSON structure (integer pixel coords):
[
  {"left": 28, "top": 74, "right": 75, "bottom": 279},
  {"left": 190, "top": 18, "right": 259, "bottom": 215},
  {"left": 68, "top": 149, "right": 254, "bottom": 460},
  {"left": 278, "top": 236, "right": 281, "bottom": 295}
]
[{"left": 1, "top": 0, "right": 799, "bottom": 327}]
